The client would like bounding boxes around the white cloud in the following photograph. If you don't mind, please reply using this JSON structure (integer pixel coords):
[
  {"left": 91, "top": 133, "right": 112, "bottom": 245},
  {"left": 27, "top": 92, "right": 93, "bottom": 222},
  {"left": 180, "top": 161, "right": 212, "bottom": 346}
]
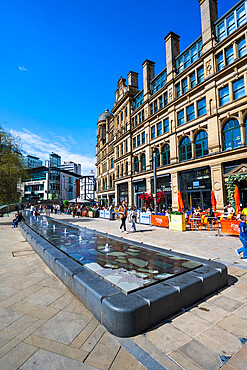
[
  {"left": 18, "top": 66, "right": 27, "bottom": 71},
  {"left": 10, "top": 128, "right": 96, "bottom": 175}
]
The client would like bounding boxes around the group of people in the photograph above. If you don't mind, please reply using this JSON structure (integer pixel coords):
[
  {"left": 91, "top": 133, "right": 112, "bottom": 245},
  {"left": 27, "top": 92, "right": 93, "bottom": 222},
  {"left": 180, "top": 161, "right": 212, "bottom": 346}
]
[{"left": 118, "top": 201, "right": 137, "bottom": 233}]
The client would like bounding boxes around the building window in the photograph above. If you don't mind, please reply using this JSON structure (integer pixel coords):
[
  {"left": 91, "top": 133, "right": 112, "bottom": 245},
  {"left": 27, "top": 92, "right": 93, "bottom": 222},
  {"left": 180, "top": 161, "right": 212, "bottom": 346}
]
[
  {"left": 134, "top": 157, "right": 139, "bottom": 174},
  {"left": 217, "top": 52, "right": 224, "bottom": 71},
  {"left": 219, "top": 86, "right": 230, "bottom": 106},
  {"left": 190, "top": 72, "right": 196, "bottom": 88},
  {"left": 121, "top": 112, "right": 123, "bottom": 122},
  {"left": 138, "top": 112, "right": 142, "bottom": 124},
  {"left": 176, "top": 38, "right": 202, "bottom": 74},
  {"left": 110, "top": 176, "right": 113, "bottom": 188},
  {"left": 133, "top": 137, "right": 136, "bottom": 149},
  {"left": 151, "top": 126, "right": 156, "bottom": 139},
  {"left": 154, "top": 148, "right": 160, "bottom": 168},
  {"left": 142, "top": 132, "right": 145, "bottom": 144},
  {"left": 225, "top": 45, "right": 234, "bottom": 65},
  {"left": 222, "top": 119, "right": 241, "bottom": 151},
  {"left": 197, "top": 98, "right": 206, "bottom": 117},
  {"left": 177, "top": 110, "right": 185, "bottom": 126},
  {"left": 182, "top": 78, "right": 188, "bottom": 94},
  {"left": 163, "top": 118, "right": 169, "bottom": 133},
  {"left": 125, "top": 140, "right": 128, "bottom": 153},
  {"left": 157, "top": 122, "right": 162, "bottom": 136},
  {"left": 197, "top": 66, "right": 204, "bottom": 83},
  {"left": 141, "top": 154, "right": 146, "bottom": 172},
  {"left": 117, "top": 147, "right": 119, "bottom": 157},
  {"left": 121, "top": 164, "right": 124, "bottom": 177},
  {"left": 154, "top": 100, "right": 158, "bottom": 113},
  {"left": 238, "top": 37, "right": 247, "bottom": 58},
  {"left": 121, "top": 144, "right": 123, "bottom": 156},
  {"left": 186, "top": 104, "right": 195, "bottom": 122},
  {"left": 159, "top": 96, "right": 163, "bottom": 109},
  {"left": 135, "top": 116, "right": 138, "bottom": 126},
  {"left": 176, "top": 83, "right": 181, "bottom": 98},
  {"left": 233, "top": 77, "right": 245, "bottom": 100},
  {"left": 125, "top": 162, "right": 128, "bottom": 176},
  {"left": 162, "top": 144, "right": 170, "bottom": 166},
  {"left": 227, "top": 14, "right": 236, "bottom": 35},
  {"left": 164, "top": 92, "right": 168, "bottom": 105},
  {"left": 132, "top": 118, "right": 135, "bottom": 128},
  {"left": 216, "top": 3, "right": 246, "bottom": 42},
  {"left": 111, "top": 158, "right": 113, "bottom": 169},
  {"left": 150, "top": 103, "right": 153, "bottom": 115},
  {"left": 142, "top": 110, "right": 145, "bottom": 121},
  {"left": 180, "top": 137, "right": 192, "bottom": 161},
  {"left": 195, "top": 131, "right": 208, "bottom": 158},
  {"left": 137, "top": 134, "right": 141, "bottom": 146}
]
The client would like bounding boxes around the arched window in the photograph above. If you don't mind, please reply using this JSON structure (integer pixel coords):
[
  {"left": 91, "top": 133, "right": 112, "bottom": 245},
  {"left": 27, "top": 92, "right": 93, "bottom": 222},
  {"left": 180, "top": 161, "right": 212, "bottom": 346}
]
[
  {"left": 141, "top": 154, "right": 146, "bottom": 172},
  {"left": 222, "top": 119, "right": 241, "bottom": 151},
  {"left": 195, "top": 131, "right": 208, "bottom": 158},
  {"left": 162, "top": 144, "right": 170, "bottom": 166},
  {"left": 134, "top": 157, "right": 139, "bottom": 174},
  {"left": 180, "top": 137, "right": 192, "bottom": 161},
  {"left": 154, "top": 148, "right": 160, "bottom": 168}
]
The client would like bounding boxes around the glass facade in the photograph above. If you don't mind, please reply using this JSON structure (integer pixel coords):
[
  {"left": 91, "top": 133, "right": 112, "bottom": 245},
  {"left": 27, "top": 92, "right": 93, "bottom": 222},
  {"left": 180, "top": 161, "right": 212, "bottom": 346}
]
[
  {"left": 223, "top": 119, "right": 241, "bottom": 151},
  {"left": 180, "top": 167, "right": 212, "bottom": 210}
]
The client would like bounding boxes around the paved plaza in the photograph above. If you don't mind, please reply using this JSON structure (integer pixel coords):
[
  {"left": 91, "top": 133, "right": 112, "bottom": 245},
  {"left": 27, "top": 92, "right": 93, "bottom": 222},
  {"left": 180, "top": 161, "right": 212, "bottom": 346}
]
[{"left": 0, "top": 214, "right": 247, "bottom": 369}]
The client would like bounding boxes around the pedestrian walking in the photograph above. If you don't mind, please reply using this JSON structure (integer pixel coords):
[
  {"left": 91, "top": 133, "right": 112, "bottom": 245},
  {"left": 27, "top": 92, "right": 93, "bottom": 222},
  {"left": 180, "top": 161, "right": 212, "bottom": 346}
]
[
  {"left": 130, "top": 206, "right": 137, "bottom": 232},
  {"left": 235, "top": 214, "right": 247, "bottom": 261},
  {"left": 119, "top": 200, "right": 128, "bottom": 233},
  {"left": 13, "top": 212, "right": 25, "bottom": 228}
]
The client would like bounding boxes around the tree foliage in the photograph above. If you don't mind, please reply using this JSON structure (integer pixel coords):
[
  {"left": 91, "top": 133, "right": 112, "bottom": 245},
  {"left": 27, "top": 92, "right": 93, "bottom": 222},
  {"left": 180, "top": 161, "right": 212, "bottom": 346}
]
[{"left": 0, "top": 127, "right": 28, "bottom": 205}]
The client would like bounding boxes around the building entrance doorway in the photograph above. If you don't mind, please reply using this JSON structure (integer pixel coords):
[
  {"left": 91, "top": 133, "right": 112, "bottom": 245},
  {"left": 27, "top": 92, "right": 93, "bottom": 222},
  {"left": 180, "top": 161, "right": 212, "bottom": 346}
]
[{"left": 239, "top": 180, "right": 247, "bottom": 207}]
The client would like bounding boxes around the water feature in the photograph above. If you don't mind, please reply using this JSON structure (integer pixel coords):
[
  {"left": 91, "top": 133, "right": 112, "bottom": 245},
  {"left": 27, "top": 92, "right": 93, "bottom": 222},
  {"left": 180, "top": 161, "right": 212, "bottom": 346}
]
[{"left": 24, "top": 211, "right": 202, "bottom": 294}]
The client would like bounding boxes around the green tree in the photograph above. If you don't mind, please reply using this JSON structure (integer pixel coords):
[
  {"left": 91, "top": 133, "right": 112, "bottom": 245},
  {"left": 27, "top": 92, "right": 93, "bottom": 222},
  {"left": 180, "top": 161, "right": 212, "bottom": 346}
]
[{"left": 0, "top": 127, "right": 28, "bottom": 210}]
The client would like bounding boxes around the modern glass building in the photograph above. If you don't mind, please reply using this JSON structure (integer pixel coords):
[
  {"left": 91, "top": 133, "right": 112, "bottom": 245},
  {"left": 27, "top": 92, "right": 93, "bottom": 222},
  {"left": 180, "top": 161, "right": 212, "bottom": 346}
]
[{"left": 96, "top": 0, "right": 247, "bottom": 211}]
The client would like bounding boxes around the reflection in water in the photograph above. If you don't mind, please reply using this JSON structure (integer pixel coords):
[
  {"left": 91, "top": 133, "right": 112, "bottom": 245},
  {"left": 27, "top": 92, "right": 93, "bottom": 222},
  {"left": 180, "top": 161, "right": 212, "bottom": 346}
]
[{"left": 24, "top": 212, "right": 202, "bottom": 294}]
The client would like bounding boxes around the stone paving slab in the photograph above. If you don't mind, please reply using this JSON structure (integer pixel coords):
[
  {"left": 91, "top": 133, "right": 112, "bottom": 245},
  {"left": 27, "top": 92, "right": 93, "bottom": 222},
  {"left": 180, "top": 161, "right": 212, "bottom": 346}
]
[{"left": 0, "top": 215, "right": 247, "bottom": 369}]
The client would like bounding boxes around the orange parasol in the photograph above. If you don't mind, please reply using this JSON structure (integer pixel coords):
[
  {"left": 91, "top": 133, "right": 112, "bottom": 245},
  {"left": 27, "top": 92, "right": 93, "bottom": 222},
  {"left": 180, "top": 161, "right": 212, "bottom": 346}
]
[
  {"left": 178, "top": 190, "right": 184, "bottom": 212},
  {"left": 234, "top": 185, "right": 241, "bottom": 215},
  {"left": 211, "top": 190, "right": 217, "bottom": 211}
]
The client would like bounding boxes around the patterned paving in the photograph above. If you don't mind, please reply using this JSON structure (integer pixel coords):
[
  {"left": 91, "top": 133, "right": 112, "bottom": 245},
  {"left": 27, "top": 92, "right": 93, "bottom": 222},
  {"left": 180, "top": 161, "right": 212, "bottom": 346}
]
[{"left": 0, "top": 214, "right": 246, "bottom": 369}]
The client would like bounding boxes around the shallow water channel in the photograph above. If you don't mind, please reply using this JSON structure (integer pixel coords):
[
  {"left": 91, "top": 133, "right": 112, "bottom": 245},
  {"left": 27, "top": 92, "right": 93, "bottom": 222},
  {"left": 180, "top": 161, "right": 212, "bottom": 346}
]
[{"left": 24, "top": 212, "right": 202, "bottom": 294}]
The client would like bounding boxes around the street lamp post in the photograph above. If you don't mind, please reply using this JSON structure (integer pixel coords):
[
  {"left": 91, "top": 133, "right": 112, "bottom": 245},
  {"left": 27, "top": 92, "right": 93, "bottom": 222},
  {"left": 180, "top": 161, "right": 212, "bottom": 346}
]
[{"left": 153, "top": 148, "right": 157, "bottom": 215}]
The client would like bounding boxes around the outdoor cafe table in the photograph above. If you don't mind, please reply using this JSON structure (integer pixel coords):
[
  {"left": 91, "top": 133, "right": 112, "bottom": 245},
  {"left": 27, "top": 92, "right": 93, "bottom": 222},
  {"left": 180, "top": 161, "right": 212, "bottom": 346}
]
[{"left": 189, "top": 217, "right": 201, "bottom": 230}]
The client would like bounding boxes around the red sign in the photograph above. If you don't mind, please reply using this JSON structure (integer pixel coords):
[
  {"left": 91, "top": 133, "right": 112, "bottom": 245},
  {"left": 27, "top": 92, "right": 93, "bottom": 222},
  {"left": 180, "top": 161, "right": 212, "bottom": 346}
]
[
  {"left": 220, "top": 220, "right": 240, "bottom": 235},
  {"left": 151, "top": 215, "right": 169, "bottom": 228}
]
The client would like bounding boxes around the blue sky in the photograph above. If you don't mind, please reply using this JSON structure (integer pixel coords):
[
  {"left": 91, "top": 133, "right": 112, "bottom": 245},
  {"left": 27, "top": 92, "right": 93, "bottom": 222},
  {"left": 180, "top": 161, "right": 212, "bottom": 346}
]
[{"left": 0, "top": 0, "right": 237, "bottom": 173}]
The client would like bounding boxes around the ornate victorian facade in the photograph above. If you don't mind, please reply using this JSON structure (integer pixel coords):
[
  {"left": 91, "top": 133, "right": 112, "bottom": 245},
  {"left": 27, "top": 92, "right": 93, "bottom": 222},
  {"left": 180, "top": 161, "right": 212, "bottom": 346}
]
[{"left": 96, "top": 0, "right": 247, "bottom": 211}]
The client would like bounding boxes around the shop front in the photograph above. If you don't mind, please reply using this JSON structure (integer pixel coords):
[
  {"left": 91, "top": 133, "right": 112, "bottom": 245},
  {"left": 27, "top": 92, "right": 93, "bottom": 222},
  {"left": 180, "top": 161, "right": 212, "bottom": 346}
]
[
  {"left": 151, "top": 174, "right": 172, "bottom": 210},
  {"left": 117, "top": 182, "right": 129, "bottom": 205},
  {"left": 108, "top": 193, "right": 115, "bottom": 207},
  {"left": 224, "top": 161, "right": 247, "bottom": 207},
  {"left": 180, "top": 167, "right": 212, "bottom": 210},
  {"left": 133, "top": 180, "right": 146, "bottom": 209}
]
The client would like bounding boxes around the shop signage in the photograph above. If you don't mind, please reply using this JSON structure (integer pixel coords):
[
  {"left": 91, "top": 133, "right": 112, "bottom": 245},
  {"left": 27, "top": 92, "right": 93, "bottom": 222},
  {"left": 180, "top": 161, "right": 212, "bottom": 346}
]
[
  {"left": 99, "top": 210, "right": 105, "bottom": 218},
  {"left": 139, "top": 212, "right": 151, "bottom": 224},
  {"left": 151, "top": 215, "right": 169, "bottom": 228},
  {"left": 105, "top": 210, "right": 111, "bottom": 219}
]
